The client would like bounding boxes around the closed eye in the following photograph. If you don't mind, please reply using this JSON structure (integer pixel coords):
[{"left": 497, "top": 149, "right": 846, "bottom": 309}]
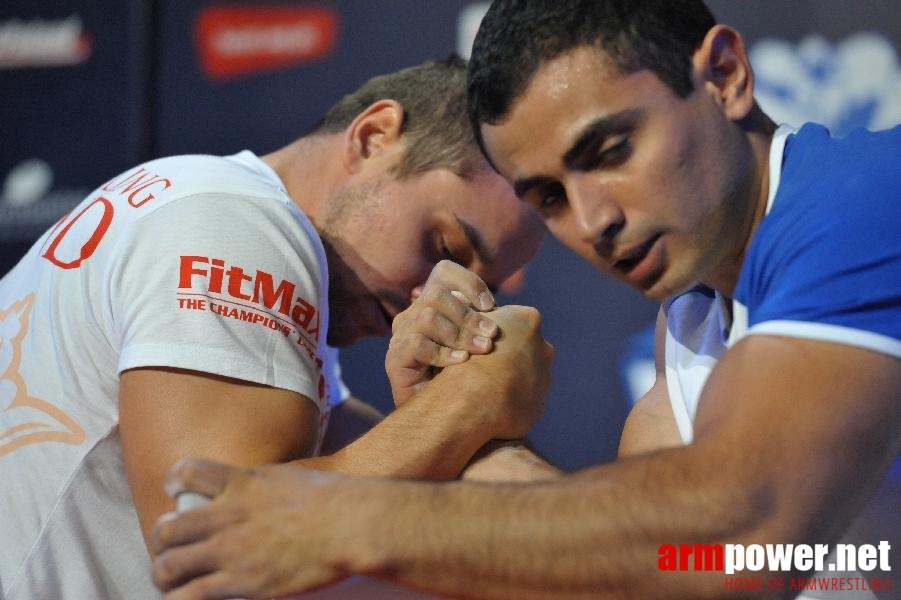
[
  {"left": 581, "top": 135, "right": 631, "bottom": 171},
  {"left": 434, "top": 230, "right": 474, "bottom": 267},
  {"left": 528, "top": 182, "right": 567, "bottom": 217},
  {"left": 439, "top": 238, "right": 457, "bottom": 261}
]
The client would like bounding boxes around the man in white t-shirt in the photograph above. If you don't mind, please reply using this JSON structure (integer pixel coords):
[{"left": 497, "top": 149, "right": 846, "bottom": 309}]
[{"left": 0, "top": 55, "right": 549, "bottom": 598}]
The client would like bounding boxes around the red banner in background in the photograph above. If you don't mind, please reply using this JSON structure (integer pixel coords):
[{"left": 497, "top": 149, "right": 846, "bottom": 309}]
[{"left": 195, "top": 5, "right": 339, "bottom": 80}]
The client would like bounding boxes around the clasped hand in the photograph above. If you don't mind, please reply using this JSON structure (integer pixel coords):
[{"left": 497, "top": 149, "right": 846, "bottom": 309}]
[{"left": 386, "top": 260, "right": 553, "bottom": 440}]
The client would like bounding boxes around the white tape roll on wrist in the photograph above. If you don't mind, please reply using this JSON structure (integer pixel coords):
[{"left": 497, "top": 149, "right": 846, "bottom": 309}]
[{"left": 176, "top": 491, "right": 211, "bottom": 512}]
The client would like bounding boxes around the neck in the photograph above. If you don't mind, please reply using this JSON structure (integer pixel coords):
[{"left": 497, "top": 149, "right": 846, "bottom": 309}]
[
  {"left": 261, "top": 134, "right": 345, "bottom": 225},
  {"left": 702, "top": 107, "right": 777, "bottom": 299}
]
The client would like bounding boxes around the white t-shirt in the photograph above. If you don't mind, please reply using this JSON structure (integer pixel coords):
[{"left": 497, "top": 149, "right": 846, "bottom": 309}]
[{"left": 0, "top": 151, "right": 346, "bottom": 598}]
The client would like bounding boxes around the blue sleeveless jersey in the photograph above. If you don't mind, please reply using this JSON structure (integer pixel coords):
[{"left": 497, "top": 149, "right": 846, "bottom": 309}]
[{"left": 734, "top": 123, "right": 901, "bottom": 357}]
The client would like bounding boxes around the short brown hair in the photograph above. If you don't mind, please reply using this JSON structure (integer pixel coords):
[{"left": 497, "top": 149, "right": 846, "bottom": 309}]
[{"left": 310, "top": 54, "right": 486, "bottom": 179}]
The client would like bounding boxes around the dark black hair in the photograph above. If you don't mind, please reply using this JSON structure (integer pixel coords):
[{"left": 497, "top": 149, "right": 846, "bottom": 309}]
[{"left": 467, "top": 0, "right": 715, "bottom": 156}]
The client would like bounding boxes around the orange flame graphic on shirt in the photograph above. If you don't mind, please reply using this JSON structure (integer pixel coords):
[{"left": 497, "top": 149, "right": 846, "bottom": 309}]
[{"left": 0, "top": 294, "right": 85, "bottom": 456}]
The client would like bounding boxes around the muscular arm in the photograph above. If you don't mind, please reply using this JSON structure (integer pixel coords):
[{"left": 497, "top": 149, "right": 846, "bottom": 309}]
[
  {"left": 126, "top": 334, "right": 539, "bottom": 559},
  {"left": 153, "top": 337, "right": 901, "bottom": 599},
  {"left": 128, "top": 262, "right": 536, "bottom": 557},
  {"left": 354, "top": 338, "right": 901, "bottom": 599},
  {"left": 119, "top": 367, "right": 320, "bottom": 553},
  {"left": 301, "top": 362, "right": 530, "bottom": 480},
  {"left": 123, "top": 365, "right": 514, "bottom": 559}
]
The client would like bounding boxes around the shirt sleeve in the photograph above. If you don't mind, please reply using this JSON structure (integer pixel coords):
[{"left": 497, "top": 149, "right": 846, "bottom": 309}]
[
  {"left": 107, "top": 192, "right": 329, "bottom": 411},
  {"left": 737, "top": 129, "right": 901, "bottom": 359}
]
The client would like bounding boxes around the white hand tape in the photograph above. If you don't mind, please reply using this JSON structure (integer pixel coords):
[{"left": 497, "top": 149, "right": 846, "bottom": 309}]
[{"left": 176, "top": 491, "right": 211, "bottom": 513}]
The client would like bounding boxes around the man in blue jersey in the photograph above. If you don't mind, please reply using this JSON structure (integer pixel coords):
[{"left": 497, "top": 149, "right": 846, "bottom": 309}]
[{"left": 151, "top": 2, "right": 901, "bottom": 598}]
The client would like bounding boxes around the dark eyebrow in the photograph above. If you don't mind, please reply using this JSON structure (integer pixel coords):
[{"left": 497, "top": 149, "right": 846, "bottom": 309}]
[
  {"left": 511, "top": 109, "right": 641, "bottom": 199},
  {"left": 562, "top": 109, "right": 641, "bottom": 169},
  {"left": 455, "top": 214, "right": 495, "bottom": 268}
]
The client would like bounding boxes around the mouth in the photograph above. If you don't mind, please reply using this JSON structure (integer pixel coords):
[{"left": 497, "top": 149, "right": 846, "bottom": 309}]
[{"left": 612, "top": 234, "right": 663, "bottom": 287}]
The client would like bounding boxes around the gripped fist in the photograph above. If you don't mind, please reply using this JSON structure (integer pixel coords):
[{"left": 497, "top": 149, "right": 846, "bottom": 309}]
[
  {"left": 152, "top": 459, "right": 372, "bottom": 599},
  {"left": 441, "top": 304, "right": 554, "bottom": 440},
  {"left": 386, "top": 260, "right": 500, "bottom": 406}
]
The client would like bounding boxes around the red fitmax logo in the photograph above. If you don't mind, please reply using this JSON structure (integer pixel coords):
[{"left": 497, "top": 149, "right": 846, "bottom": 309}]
[
  {"left": 178, "top": 255, "right": 321, "bottom": 340},
  {"left": 195, "top": 6, "right": 339, "bottom": 80}
]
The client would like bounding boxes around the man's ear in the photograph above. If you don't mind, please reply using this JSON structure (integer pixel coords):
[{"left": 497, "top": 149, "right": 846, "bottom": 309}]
[
  {"left": 692, "top": 25, "right": 755, "bottom": 122},
  {"left": 342, "top": 100, "right": 405, "bottom": 173}
]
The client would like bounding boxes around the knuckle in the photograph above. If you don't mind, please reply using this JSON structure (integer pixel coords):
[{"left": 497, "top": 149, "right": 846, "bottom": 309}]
[
  {"left": 214, "top": 535, "right": 238, "bottom": 568},
  {"left": 435, "top": 345, "right": 455, "bottom": 363},
  {"left": 464, "top": 310, "right": 486, "bottom": 331},
  {"left": 385, "top": 342, "right": 401, "bottom": 362},
  {"left": 228, "top": 543, "right": 268, "bottom": 593},
  {"left": 387, "top": 332, "right": 409, "bottom": 353},
  {"left": 152, "top": 519, "right": 172, "bottom": 552},
  {"left": 391, "top": 307, "right": 414, "bottom": 332},
  {"left": 418, "top": 305, "right": 438, "bottom": 322},
  {"left": 434, "top": 259, "right": 455, "bottom": 273},
  {"left": 227, "top": 466, "right": 256, "bottom": 494},
  {"left": 193, "top": 574, "right": 221, "bottom": 598},
  {"left": 431, "top": 341, "right": 446, "bottom": 362},
  {"left": 413, "top": 333, "right": 436, "bottom": 355},
  {"left": 442, "top": 288, "right": 471, "bottom": 313},
  {"left": 386, "top": 335, "right": 399, "bottom": 351},
  {"left": 522, "top": 305, "right": 542, "bottom": 322},
  {"left": 433, "top": 313, "right": 458, "bottom": 338},
  {"left": 152, "top": 552, "right": 178, "bottom": 589},
  {"left": 420, "top": 285, "right": 443, "bottom": 304},
  {"left": 453, "top": 326, "right": 472, "bottom": 348},
  {"left": 175, "top": 459, "right": 202, "bottom": 488}
]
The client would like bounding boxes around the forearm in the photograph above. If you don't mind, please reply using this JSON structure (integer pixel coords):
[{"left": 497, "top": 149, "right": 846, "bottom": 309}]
[
  {"left": 318, "top": 396, "right": 384, "bottom": 455},
  {"left": 300, "top": 378, "right": 495, "bottom": 480},
  {"left": 352, "top": 341, "right": 901, "bottom": 599},
  {"left": 152, "top": 340, "right": 901, "bottom": 600},
  {"left": 352, "top": 445, "right": 760, "bottom": 600}
]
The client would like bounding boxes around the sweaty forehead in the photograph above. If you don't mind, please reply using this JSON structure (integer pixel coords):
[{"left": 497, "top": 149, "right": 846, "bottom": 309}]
[
  {"left": 481, "top": 46, "right": 652, "bottom": 180},
  {"left": 480, "top": 50, "right": 598, "bottom": 165}
]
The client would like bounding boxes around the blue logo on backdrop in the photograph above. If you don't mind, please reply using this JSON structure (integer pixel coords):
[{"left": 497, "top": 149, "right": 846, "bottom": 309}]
[{"left": 750, "top": 33, "right": 901, "bottom": 136}]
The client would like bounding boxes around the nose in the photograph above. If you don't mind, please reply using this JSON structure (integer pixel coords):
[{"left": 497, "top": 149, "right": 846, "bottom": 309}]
[
  {"left": 410, "top": 285, "right": 424, "bottom": 302},
  {"left": 567, "top": 175, "right": 623, "bottom": 255}
]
